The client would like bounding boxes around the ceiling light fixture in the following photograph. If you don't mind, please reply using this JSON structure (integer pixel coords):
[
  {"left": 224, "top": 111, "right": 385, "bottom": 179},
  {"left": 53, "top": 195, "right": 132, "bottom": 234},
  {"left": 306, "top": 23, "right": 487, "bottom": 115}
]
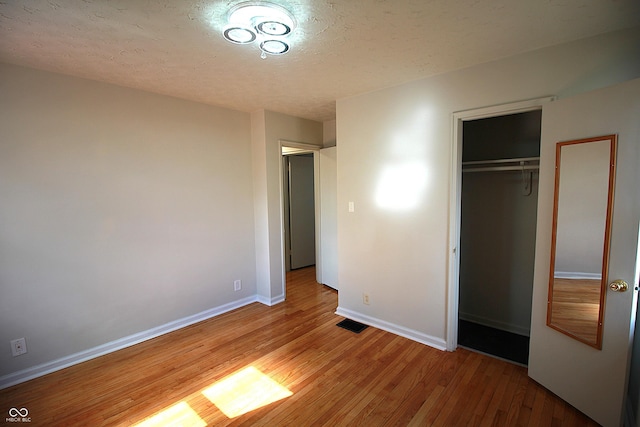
[{"left": 222, "top": 1, "right": 296, "bottom": 59}]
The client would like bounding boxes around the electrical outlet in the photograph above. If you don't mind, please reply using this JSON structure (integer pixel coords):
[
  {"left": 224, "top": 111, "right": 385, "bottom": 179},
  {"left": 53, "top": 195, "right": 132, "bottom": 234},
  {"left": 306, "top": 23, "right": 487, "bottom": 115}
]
[
  {"left": 234, "top": 280, "right": 242, "bottom": 291},
  {"left": 11, "top": 338, "right": 27, "bottom": 357},
  {"left": 363, "top": 293, "right": 370, "bottom": 305}
]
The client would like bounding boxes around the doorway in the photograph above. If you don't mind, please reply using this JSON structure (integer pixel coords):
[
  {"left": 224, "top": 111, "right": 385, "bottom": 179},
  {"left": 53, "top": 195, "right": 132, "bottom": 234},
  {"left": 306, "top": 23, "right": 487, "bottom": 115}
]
[
  {"left": 279, "top": 141, "right": 339, "bottom": 300},
  {"left": 458, "top": 111, "right": 541, "bottom": 364},
  {"left": 279, "top": 141, "right": 322, "bottom": 301},
  {"left": 446, "top": 97, "right": 553, "bottom": 360},
  {"left": 283, "top": 153, "right": 316, "bottom": 271}
]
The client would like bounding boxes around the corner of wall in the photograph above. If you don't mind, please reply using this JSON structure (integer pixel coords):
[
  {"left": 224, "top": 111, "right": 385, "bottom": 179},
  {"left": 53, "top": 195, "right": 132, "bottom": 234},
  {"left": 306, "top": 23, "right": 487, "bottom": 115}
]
[
  {"left": 250, "top": 110, "right": 272, "bottom": 301},
  {"left": 323, "top": 119, "right": 337, "bottom": 147}
]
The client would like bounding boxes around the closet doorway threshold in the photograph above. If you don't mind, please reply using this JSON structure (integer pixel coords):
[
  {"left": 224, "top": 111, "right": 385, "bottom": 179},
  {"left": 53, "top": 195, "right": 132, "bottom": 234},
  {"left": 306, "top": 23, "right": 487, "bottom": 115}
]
[{"left": 458, "top": 320, "right": 529, "bottom": 366}]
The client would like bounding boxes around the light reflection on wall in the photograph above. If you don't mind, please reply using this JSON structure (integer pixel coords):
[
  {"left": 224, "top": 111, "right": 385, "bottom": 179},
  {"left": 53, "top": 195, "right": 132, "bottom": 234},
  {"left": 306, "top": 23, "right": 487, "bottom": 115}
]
[
  {"left": 375, "top": 162, "right": 428, "bottom": 211},
  {"left": 374, "top": 107, "right": 432, "bottom": 212}
]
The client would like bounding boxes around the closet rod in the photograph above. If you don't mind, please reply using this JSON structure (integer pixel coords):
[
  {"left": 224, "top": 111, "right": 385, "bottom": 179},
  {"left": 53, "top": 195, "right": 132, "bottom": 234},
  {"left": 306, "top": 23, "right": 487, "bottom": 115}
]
[
  {"left": 462, "top": 156, "right": 540, "bottom": 166},
  {"left": 463, "top": 164, "right": 539, "bottom": 173}
]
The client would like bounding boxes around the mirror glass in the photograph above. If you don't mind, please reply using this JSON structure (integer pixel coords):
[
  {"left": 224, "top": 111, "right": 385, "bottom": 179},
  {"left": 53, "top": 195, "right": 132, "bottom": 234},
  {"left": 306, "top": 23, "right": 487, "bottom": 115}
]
[{"left": 547, "top": 135, "right": 616, "bottom": 349}]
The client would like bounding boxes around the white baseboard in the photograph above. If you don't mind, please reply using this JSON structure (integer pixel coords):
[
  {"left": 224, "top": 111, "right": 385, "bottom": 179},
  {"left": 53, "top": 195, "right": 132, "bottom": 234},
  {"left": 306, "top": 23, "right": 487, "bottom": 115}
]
[
  {"left": 257, "top": 293, "right": 285, "bottom": 306},
  {"left": 459, "top": 312, "right": 530, "bottom": 337},
  {"left": 335, "top": 307, "right": 447, "bottom": 351},
  {"left": 0, "top": 295, "right": 259, "bottom": 390}
]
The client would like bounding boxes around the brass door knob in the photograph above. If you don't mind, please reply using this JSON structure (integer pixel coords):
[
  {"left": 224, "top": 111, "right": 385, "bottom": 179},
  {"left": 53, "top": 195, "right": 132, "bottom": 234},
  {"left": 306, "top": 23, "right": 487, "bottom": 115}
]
[{"left": 609, "top": 280, "right": 629, "bottom": 292}]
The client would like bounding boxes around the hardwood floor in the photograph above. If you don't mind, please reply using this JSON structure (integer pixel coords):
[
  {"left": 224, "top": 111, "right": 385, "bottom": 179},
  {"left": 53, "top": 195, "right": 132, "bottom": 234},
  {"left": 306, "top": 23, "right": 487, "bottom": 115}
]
[{"left": 1, "top": 267, "right": 599, "bottom": 426}]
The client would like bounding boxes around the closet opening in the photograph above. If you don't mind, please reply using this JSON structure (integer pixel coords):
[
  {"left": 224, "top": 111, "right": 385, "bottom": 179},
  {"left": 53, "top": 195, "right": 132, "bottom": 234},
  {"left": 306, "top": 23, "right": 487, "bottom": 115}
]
[{"left": 457, "top": 110, "right": 542, "bottom": 365}]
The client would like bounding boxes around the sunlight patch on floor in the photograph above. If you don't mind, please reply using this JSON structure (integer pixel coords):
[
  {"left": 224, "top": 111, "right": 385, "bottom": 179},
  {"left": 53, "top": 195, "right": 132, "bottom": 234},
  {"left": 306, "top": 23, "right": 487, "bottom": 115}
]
[
  {"left": 202, "top": 366, "right": 293, "bottom": 418},
  {"left": 133, "top": 401, "right": 206, "bottom": 427}
]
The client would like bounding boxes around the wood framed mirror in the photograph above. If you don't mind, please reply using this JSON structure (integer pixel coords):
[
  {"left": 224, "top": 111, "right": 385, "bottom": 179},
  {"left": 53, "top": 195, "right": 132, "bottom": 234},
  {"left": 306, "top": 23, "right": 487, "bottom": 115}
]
[{"left": 547, "top": 134, "right": 617, "bottom": 349}]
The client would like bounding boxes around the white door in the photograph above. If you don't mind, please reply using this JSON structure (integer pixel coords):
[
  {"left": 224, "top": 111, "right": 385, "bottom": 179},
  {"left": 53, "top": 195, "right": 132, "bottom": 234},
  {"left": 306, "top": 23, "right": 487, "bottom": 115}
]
[
  {"left": 528, "top": 78, "right": 640, "bottom": 427},
  {"left": 288, "top": 154, "right": 316, "bottom": 269}
]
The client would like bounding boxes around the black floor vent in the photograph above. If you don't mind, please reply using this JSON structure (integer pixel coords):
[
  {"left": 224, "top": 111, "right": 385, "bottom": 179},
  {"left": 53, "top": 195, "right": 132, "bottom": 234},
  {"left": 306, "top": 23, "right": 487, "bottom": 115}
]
[{"left": 337, "top": 319, "right": 369, "bottom": 333}]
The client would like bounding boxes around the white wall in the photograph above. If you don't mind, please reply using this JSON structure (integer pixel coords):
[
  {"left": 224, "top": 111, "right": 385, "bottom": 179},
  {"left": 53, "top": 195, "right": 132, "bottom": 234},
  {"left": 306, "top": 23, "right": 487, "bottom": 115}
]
[
  {"left": 319, "top": 147, "right": 338, "bottom": 289},
  {"left": 251, "top": 110, "right": 272, "bottom": 301},
  {"left": 251, "top": 110, "right": 322, "bottom": 303},
  {"left": 323, "top": 120, "right": 337, "bottom": 148},
  {"left": 335, "top": 28, "right": 640, "bottom": 348},
  {"left": 319, "top": 120, "right": 338, "bottom": 288},
  {"left": 0, "top": 63, "right": 256, "bottom": 380}
]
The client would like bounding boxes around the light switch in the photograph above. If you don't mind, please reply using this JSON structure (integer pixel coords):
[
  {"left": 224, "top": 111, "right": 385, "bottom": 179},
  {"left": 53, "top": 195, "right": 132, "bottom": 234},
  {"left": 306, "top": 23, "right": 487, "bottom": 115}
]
[{"left": 348, "top": 201, "right": 355, "bottom": 212}]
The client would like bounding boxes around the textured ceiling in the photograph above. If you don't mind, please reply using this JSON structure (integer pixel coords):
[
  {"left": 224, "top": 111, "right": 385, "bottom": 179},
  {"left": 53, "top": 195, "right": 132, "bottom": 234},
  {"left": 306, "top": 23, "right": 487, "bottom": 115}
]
[{"left": 1, "top": 0, "right": 639, "bottom": 122}]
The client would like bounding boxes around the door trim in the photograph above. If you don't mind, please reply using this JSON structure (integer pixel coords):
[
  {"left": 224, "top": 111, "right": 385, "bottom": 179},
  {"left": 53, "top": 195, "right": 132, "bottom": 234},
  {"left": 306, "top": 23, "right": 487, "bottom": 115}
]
[{"left": 446, "top": 96, "right": 555, "bottom": 351}]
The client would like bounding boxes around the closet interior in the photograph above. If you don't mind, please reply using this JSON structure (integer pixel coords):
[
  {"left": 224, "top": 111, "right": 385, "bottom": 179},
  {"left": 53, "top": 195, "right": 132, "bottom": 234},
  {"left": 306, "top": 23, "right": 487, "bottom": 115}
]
[{"left": 458, "top": 110, "right": 542, "bottom": 365}]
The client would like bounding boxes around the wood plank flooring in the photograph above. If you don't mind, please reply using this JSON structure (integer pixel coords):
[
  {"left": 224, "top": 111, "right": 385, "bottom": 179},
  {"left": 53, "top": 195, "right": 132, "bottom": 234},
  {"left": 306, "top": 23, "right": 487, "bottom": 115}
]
[{"left": 0, "top": 267, "right": 599, "bottom": 426}]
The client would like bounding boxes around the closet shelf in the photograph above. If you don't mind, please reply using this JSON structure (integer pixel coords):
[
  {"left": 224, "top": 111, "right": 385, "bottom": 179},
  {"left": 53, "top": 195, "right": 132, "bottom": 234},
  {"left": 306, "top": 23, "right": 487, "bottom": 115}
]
[{"left": 462, "top": 157, "right": 539, "bottom": 173}]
